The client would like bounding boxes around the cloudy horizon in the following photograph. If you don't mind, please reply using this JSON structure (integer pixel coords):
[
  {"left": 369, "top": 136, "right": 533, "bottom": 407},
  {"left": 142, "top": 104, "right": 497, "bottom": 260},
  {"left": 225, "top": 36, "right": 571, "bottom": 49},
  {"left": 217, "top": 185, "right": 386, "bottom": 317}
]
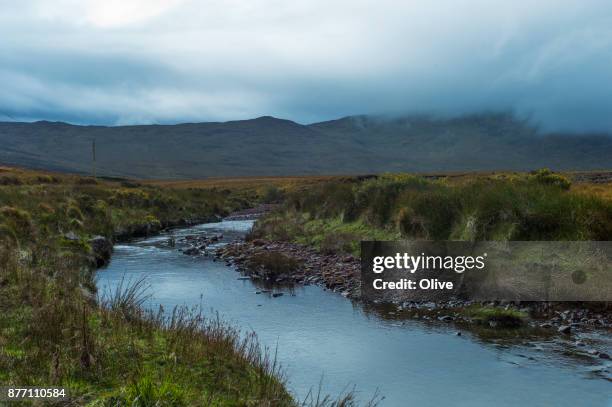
[{"left": 2, "top": 0, "right": 612, "bottom": 132}]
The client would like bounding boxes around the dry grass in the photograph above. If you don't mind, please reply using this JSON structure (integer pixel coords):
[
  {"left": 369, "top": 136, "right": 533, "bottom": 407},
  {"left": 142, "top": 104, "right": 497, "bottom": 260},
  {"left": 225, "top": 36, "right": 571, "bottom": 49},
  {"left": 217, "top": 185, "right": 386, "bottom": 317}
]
[{"left": 572, "top": 182, "right": 612, "bottom": 201}]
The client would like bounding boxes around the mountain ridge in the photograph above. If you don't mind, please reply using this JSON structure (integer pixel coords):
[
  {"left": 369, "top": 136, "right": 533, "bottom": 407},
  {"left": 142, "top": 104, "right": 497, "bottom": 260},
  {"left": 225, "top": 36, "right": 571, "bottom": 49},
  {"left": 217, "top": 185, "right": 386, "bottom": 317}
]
[{"left": 0, "top": 113, "right": 610, "bottom": 179}]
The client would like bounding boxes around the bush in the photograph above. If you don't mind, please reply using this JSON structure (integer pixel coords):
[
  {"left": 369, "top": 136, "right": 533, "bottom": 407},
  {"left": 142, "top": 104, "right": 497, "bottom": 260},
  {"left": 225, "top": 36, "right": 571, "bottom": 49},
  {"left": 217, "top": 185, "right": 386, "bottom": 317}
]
[
  {"left": 144, "top": 214, "right": 162, "bottom": 229},
  {"left": 529, "top": 168, "right": 571, "bottom": 190},
  {"left": 248, "top": 251, "right": 301, "bottom": 280},
  {"left": 35, "top": 175, "right": 60, "bottom": 184},
  {"left": 0, "top": 175, "right": 23, "bottom": 185},
  {"left": 397, "top": 189, "right": 457, "bottom": 239},
  {"left": 0, "top": 206, "right": 34, "bottom": 241},
  {"left": 261, "top": 186, "right": 284, "bottom": 203}
]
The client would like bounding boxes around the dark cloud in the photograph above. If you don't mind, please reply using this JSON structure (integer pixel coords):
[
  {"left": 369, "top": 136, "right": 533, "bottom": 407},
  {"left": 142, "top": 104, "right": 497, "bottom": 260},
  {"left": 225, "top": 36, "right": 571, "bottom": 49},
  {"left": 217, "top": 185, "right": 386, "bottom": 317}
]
[{"left": 1, "top": 0, "right": 612, "bottom": 131}]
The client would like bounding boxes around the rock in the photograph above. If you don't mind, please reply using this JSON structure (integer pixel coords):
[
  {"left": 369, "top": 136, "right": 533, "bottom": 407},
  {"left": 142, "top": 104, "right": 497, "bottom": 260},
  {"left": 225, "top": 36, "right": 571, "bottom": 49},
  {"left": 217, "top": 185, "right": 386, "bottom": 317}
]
[
  {"left": 64, "top": 231, "right": 79, "bottom": 241},
  {"left": 598, "top": 352, "right": 610, "bottom": 359},
  {"left": 558, "top": 325, "right": 571, "bottom": 334},
  {"left": 272, "top": 293, "right": 284, "bottom": 298},
  {"left": 182, "top": 247, "right": 199, "bottom": 256},
  {"left": 456, "top": 331, "right": 462, "bottom": 336},
  {"left": 540, "top": 322, "right": 553, "bottom": 329},
  {"left": 252, "top": 239, "right": 266, "bottom": 246},
  {"left": 89, "top": 235, "right": 113, "bottom": 267},
  {"left": 438, "top": 315, "right": 454, "bottom": 322}
]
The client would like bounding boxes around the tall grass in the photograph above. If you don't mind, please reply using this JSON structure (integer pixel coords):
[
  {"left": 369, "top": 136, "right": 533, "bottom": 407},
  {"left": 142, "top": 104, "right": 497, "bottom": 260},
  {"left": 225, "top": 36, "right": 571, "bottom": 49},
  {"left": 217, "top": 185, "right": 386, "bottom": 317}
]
[
  {"left": 0, "top": 169, "right": 295, "bottom": 405},
  {"left": 269, "top": 172, "right": 612, "bottom": 246},
  {"left": 0, "top": 168, "right": 378, "bottom": 405}
]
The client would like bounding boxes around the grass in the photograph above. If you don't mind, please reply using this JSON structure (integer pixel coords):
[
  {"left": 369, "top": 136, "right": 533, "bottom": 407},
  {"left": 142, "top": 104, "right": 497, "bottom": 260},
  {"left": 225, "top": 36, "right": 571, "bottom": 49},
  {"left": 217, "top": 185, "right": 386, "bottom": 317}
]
[
  {"left": 0, "top": 167, "right": 375, "bottom": 406},
  {"left": 247, "top": 251, "right": 302, "bottom": 281},
  {"left": 251, "top": 171, "right": 612, "bottom": 254},
  {"left": 462, "top": 305, "right": 528, "bottom": 328}
]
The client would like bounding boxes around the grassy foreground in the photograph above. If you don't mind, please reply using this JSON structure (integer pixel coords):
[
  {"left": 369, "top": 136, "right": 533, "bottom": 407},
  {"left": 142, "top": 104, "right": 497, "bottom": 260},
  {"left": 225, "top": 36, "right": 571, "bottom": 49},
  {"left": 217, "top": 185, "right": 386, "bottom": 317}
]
[{"left": 0, "top": 167, "right": 319, "bottom": 406}]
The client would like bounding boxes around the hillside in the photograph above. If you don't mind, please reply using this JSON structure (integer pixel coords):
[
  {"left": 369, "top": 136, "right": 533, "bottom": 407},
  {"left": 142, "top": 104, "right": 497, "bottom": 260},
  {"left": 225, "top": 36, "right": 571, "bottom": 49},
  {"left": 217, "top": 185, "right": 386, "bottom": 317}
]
[{"left": 0, "top": 113, "right": 610, "bottom": 178}]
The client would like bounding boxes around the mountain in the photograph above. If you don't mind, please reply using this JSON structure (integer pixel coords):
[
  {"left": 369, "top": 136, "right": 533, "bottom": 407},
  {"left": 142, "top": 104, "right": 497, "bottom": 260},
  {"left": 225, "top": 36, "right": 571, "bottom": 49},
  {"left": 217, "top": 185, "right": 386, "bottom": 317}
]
[{"left": 0, "top": 113, "right": 610, "bottom": 179}]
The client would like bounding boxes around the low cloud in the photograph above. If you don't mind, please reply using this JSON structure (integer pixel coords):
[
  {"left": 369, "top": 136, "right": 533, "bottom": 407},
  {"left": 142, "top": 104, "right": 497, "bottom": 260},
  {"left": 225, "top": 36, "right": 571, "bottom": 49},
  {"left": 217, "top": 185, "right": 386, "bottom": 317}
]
[{"left": 1, "top": 0, "right": 612, "bottom": 131}]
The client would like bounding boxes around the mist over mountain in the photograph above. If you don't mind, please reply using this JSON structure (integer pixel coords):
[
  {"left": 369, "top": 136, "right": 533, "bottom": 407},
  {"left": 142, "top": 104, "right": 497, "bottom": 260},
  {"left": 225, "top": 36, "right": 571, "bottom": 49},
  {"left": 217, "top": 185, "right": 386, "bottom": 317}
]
[{"left": 0, "top": 112, "right": 610, "bottom": 179}]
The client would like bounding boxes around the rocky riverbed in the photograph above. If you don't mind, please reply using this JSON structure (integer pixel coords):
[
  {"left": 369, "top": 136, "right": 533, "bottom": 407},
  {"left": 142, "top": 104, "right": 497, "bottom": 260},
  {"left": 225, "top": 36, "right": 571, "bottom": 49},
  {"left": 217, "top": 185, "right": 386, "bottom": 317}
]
[{"left": 214, "top": 237, "right": 611, "bottom": 360}]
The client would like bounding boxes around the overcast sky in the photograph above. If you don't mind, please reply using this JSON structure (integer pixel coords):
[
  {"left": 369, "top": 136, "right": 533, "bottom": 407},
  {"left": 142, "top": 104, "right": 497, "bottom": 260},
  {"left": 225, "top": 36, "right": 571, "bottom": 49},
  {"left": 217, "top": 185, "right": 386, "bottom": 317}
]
[{"left": 1, "top": 0, "right": 612, "bottom": 131}]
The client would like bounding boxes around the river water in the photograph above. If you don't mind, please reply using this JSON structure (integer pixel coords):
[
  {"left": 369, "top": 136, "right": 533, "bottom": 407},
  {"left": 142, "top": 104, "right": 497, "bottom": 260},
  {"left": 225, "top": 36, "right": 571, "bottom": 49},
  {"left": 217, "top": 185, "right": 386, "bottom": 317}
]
[{"left": 97, "top": 220, "right": 611, "bottom": 406}]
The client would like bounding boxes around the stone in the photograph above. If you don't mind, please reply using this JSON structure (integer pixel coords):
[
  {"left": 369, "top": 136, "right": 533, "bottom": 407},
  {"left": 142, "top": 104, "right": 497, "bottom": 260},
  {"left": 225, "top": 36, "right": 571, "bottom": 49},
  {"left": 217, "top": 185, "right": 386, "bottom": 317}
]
[
  {"left": 89, "top": 235, "right": 113, "bottom": 267},
  {"left": 182, "top": 247, "right": 199, "bottom": 255},
  {"left": 64, "top": 231, "right": 79, "bottom": 241},
  {"left": 558, "top": 325, "right": 571, "bottom": 334}
]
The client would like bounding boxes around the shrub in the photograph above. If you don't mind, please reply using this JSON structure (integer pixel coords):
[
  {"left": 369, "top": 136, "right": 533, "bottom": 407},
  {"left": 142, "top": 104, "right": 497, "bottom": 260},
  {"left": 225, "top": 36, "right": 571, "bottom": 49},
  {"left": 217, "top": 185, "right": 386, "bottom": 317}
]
[
  {"left": 261, "top": 186, "right": 284, "bottom": 203},
  {"left": 248, "top": 251, "right": 301, "bottom": 280},
  {"left": 144, "top": 214, "right": 162, "bottom": 229},
  {"left": 0, "top": 175, "right": 23, "bottom": 185},
  {"left": 35, "top": 175, "right": 60, "bottom": 184},
  {"left": 355, "top": 175, "right": 428, "bottom": 227},
  {"left": 529, "top": 168, "right": 571, "bottom": 190},
  {"left": 0, "top": 206, "right": 33, "bottom": 240}
]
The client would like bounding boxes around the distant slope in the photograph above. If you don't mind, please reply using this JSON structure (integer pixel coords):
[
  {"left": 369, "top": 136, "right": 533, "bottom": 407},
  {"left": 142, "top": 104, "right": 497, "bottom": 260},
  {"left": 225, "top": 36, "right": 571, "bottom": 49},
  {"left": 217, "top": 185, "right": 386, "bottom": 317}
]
[{"left": 0, "top": 113, "right": 610, "bottom": 178}]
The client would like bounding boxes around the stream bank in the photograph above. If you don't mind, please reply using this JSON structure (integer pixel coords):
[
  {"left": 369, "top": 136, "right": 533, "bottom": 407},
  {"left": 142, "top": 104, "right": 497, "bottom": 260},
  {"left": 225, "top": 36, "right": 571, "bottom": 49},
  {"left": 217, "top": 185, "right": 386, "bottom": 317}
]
[
  {"left": 215, "top": 238, "right": 612, "bottom": 362},
  {"left": 99, "top": 219, "right": 612, "bottom": 405}
]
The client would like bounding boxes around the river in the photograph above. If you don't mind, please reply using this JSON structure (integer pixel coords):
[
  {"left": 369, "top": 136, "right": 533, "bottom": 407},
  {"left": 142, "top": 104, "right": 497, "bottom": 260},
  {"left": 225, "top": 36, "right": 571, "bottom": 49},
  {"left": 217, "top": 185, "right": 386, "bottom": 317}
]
[{"left": 96, "top": 220, "right": 612, "bottom": 406}]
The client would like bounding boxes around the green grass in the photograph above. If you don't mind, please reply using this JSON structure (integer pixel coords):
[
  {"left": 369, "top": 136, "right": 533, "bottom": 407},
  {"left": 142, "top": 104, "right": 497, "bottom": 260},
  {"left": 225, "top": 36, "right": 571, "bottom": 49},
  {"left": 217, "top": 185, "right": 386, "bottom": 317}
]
[
  {"left": 250, "top": 214, "right": 400, "bottom": 256},
  {"left": 254, "top": 171, "right": 612, "bottom": 252},
  {"left": 0, "top": 168, "right": 297, "bottom": 405},
  {"left": 462, "top": 306, "right": 528, "bottom": 328}
]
